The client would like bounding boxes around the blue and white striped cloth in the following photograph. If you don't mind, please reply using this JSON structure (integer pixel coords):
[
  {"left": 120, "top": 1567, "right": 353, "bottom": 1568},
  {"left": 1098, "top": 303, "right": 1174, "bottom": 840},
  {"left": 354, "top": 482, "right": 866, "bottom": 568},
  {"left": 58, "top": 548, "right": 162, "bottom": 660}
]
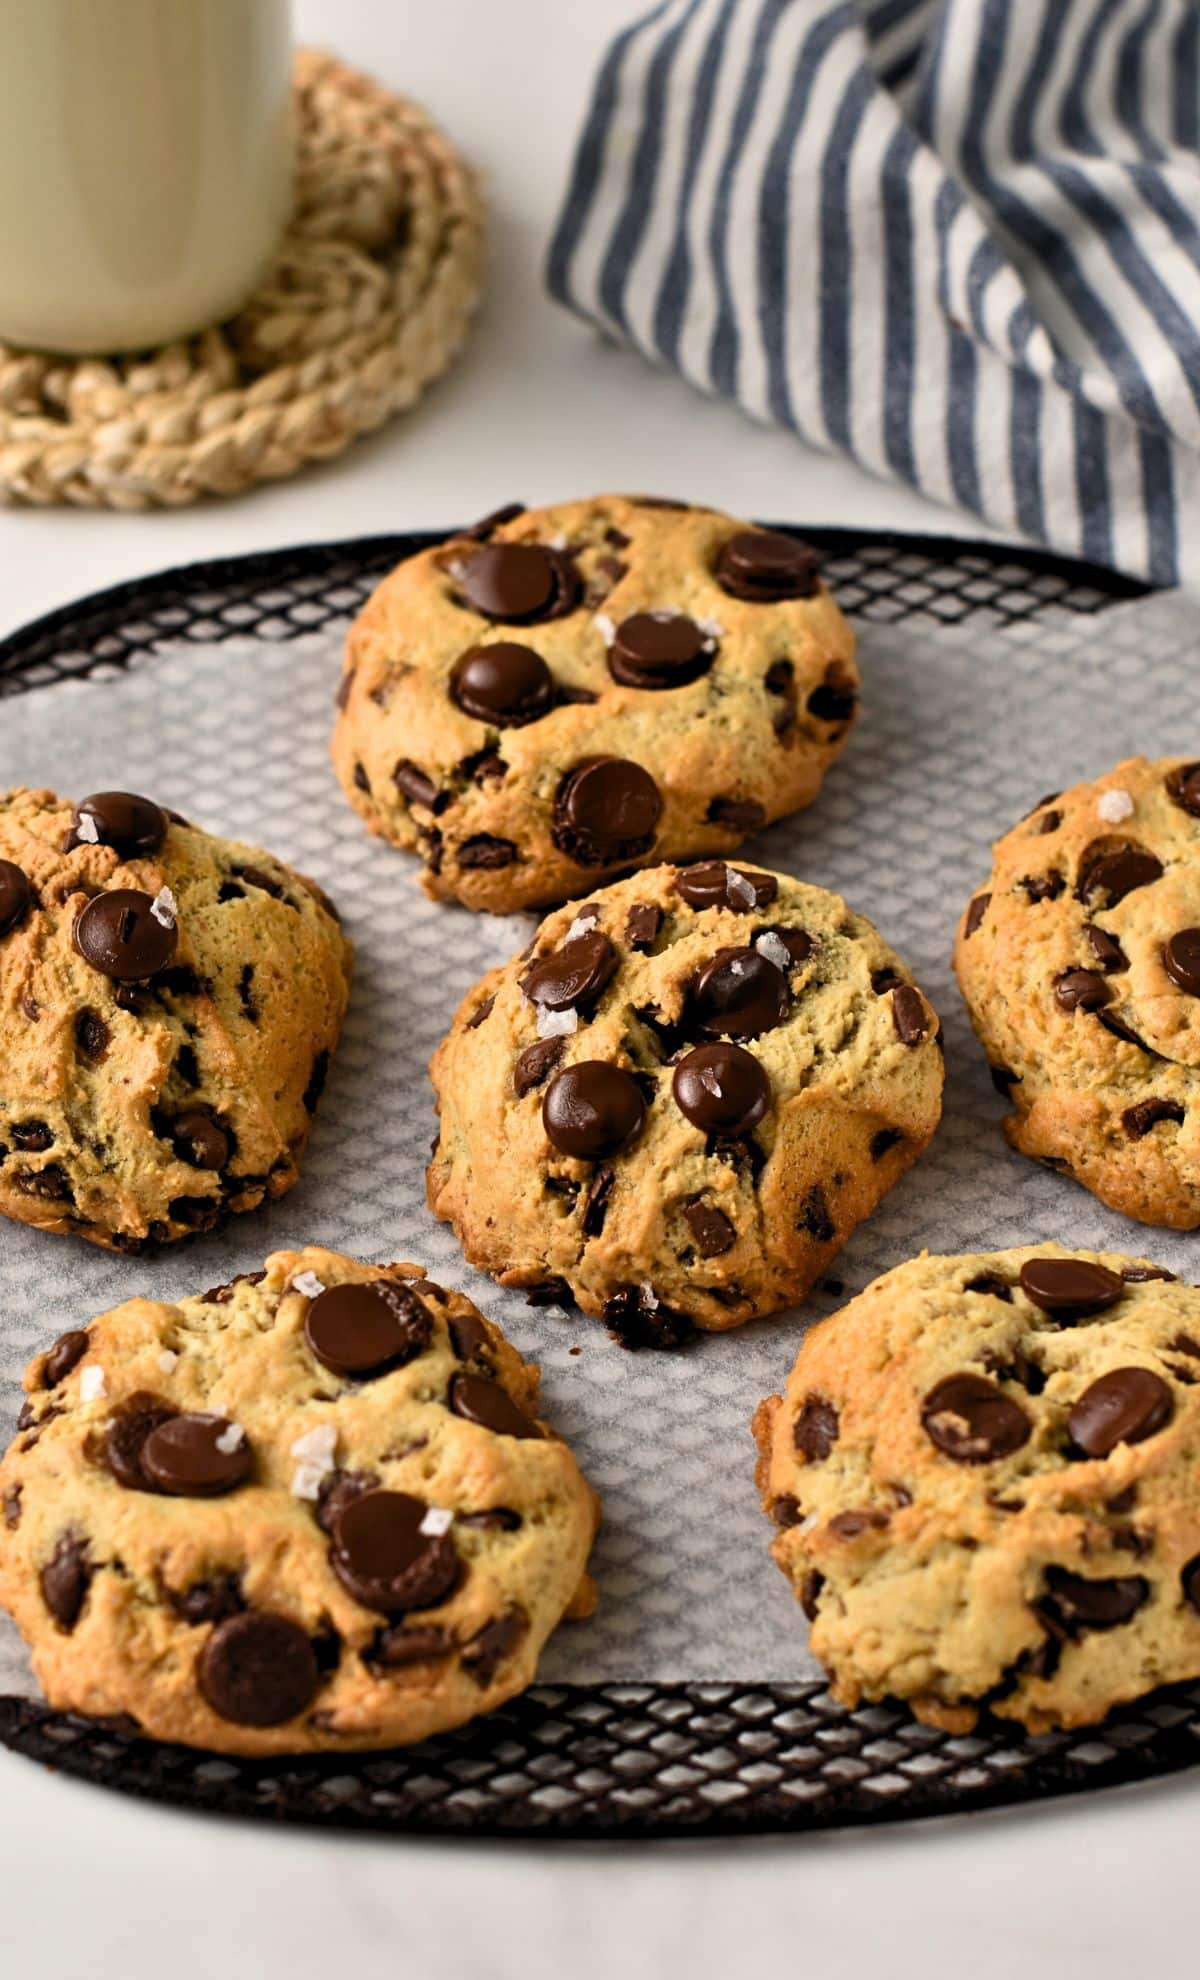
[{"left": 548, "top": 0, "right": 1200, "bottom": 586}]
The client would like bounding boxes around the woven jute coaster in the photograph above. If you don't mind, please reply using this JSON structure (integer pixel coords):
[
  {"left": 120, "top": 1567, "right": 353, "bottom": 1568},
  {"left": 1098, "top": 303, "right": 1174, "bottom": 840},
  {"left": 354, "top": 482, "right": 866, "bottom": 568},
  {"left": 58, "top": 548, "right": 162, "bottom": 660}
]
[{"left": 0, "top": 49, "right": 485, "bottom": 510}]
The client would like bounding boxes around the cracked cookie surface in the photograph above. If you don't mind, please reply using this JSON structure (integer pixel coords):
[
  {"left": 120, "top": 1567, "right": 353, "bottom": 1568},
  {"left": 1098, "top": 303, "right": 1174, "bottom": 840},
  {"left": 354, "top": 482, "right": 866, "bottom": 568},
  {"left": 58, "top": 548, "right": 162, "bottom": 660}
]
[
  {"left": 331, "top": 496, "right": 857, "bottom": 912},
  {"left": 0, "top": 786, "right": 351, "bottom": 1250},
  {"left": 0, "top": 1246, "right": 599, "bottom": 1755},
  {"left": 428, "top": 861, "right": 942, "bottom": 1340},
  {"left": 956, "top": 757, "right": 1200, "bottom": 1226},
  {"left": 754, "top": 1244, "right": 1200, "bottom": 1732}
]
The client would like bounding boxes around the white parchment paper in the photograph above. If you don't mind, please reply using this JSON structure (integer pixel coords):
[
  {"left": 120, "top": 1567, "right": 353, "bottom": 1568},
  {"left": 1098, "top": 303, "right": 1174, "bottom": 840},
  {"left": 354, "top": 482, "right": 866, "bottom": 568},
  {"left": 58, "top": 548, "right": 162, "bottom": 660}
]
[{"left": 2, "top": 580, "right": 1198, "bottom": 1700}]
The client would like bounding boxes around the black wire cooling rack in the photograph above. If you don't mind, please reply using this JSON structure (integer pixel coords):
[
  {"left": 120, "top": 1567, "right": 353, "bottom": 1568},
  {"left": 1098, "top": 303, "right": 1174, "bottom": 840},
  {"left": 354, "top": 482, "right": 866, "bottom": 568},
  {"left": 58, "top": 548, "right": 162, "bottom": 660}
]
[{"left": 5, "top": 522, "right": 1195, "bottom": 1842}]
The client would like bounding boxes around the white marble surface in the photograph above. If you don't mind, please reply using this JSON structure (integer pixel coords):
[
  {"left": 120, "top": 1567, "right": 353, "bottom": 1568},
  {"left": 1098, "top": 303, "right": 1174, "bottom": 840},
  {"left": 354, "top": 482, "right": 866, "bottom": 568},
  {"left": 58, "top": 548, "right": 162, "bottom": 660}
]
[{"left": 0, "top": 5, "right": 1193, "bottom": 1977}]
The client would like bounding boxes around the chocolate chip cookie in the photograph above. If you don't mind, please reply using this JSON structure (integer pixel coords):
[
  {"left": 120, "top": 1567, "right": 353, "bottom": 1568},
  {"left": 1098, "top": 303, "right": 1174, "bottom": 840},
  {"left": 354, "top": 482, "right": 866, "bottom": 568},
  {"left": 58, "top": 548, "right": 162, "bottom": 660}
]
[
  {"left": 0, "top": 1247, "right": 599, "bottom": 1755},
  {"left": 956, "top": 757, "right": 1200, "bottom": 1227},
  {"left": 332, "top": 496, "right": 857, "bottom": 912},
  {"left": 0, "top": 786, "right": 351, "bottom": 1250},
  {"left": 754, "top": 1244, "right": 1200, "bottom": 1732},
  {"left": 428, "top": 861, "right": 943, "bottom": 1340}
]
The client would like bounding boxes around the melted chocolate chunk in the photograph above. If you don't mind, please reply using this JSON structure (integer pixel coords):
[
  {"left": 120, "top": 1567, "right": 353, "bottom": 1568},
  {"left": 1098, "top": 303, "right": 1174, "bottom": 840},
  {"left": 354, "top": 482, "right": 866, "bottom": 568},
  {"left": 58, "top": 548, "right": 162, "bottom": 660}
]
[
  {"left": 580, "top": 1163, "right": 614, "bottom": 1237},
  {"left": 706, "top": 797, "right": 766, "bottom": 834},
  {"left": 41, "top": 1535, "right": 92, "bottom": 1629},
  {"left": 368, "top": 1624, "right": 455, "bottom": 1669},
  {"left": 513, "top": 1036, "right": 565, "bottom": 1097},
  {"left": 456, "top": 542, "right": 579, "bottom": 624},
  {"left": 1055, "top": 969, "right": 1112, "bottom": 1013},
  {"left": 715, "top": 529, "right": 819, "bottom": 602},
  {"left": 1067, "top": 1367, "right": 1173, "bottom": 1458},
  {"left": 449, "top": 1372, "right": 541, "bottom": 1440},
  {"left": 394, "top": 761, "right": 446, "bottom": 813},
  {"left": 798, "top": 1185, "right": 835, "bottom": 1243},
  {"left": 520, "top": 930, "right": 617, "bottom": 1011},
  {"left": 609, "top": 612, "right": 715, "bottom": 689},
  {"left": 458, "top": 835, "right": 518, "bottom": 870},
  {"left": 673, "top": 1041, "right": 770, "bottom": 1135},
  {"left": 806, "top": 661, "right": 858, "bottom": 725},
  {"left": 921, "top": 1374, "right": 1031, "bottom": 1463},
  {"left": 460, "top": 1608, "right": 529, "bottom": 1686},
  {"left": 602, "top": 1284, "right": 695, "bottom": 1350},
  {"left": 625, "top": 902, "right": 663, "bottom": 951},
  {"left": 891, "top": 984, "right": 930, "bottom": 1045},
  {"left": 43, "top": 1328, "right": 90, "bottom": 1386},
  {"left": 870, "top": 1128, "right": 904, "bottom": 1162},
  {"left": 165, "top": 1575, "right": 245, "bottom": 1626},
  {"left": 198, "top": 1612, "right": 319, "bottom": 1725},
  {"left": 1076, "top": 841, "right": 1163, "bottom": 907},
  {"left": 74, "top": 888, "right": 177, "bottom": 981},
  {"left": 542, "top": 1061, "right": 647, "bottom": 1159},
  {"left": 1086, "top": 926, "right": 1129, "bottom": 973},
  {"left": 1021, "top": 872, "right": 1064, "bottom": 903},
  {"left": 450, "top": 642, "right": 556, "bottom": 726},
  {"left": 0, "top": 860, "right": 32, "bottom": 938},
  {"left": 1162, "top": 928, "right": 1200, "bottom": 997},
  {"left": 964, "top": 893, "right": 990, "bottom": 937},
  {"left": 551, "top": 757, "right": 662, "bottom": 866},
  {"left": 329, "top": 1490, "right": 461, "bottom": 1614},
  {"left": 1036, "top": 1568, "right": 1148, "bottom": 1636},
  {"left": 689, "top": 946, "right": 789, "bottom": 1040},
  {"left": 1123, "top": 1098, "right": 1185, "bottom": 1138},
  {"left": 674, "top": 862, "right": 778, "bottom": 913},
  {"left": 67, "top": 791, "right": 166, "bottom": 858},
  {"left": 684, "top": 1201, "right": 737, "bottom": 1257},
  {"left": 140, "top": 1415, "right": 253, "bottom": 1497},
  {"left": 305, "top": 1279, "right": 433, "bottom": 1379},
  {"left": 1017, "top": 1257, "right": 1124, "bottom": 1317},
  {"left": 794, "top": 1396, "right": 838, "bottom": 1461}
]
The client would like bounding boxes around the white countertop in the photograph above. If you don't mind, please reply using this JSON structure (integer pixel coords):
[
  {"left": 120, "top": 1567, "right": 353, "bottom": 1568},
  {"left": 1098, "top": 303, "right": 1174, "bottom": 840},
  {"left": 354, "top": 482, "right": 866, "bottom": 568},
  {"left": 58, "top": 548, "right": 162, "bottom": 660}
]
[{"left": 0, "top": 5, "right": 1193, "bottom": 1977}]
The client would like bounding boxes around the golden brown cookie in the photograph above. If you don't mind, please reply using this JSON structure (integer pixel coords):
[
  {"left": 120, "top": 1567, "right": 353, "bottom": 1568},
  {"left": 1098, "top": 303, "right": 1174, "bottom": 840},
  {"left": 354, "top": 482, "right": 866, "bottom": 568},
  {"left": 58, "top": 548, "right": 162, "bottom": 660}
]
[
  {"left": 754, "top": 1244, "right": 1200, "bottom": 1733},
  {"left": 955, "top": 757, "right": 1200, "bottom": 1226},
  {"left": 0, "top": 786, "right": 351, "bottom": 1250},
  {"left": 428, "top": 861, "right": 943, "bottom": 1340},
  {"left": 0, "top": 1246, "right": 599, "bottom": 1755},
  {"left": 331, "top": 495, "right": 857, "bottom": 912}
]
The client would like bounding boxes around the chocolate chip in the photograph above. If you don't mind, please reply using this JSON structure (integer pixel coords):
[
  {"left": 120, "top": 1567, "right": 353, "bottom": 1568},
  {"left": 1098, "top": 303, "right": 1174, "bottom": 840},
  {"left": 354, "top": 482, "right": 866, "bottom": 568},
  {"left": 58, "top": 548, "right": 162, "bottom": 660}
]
[
  {"left": 1036, "top": 1568, "right": 1148, "bottom": 1636},
  {"left": 543, "top": 1061, "right": 647, "bottom": 1159},
  {"left": 715, "top": 529, "right": 819, "bottom": 602},
  {"left": 43, "top": 1329, "right": 89, "bottom": 1386},
  {"left": 1018, "top": 1257, "right": 1124, "bottom": 1317},
  {"left": 368, "top": 1624, "right": 455, "bottom": 1669},
  {"left": 40, "top": 1535, "right": 91, "bottom": 1629},
  {"left": 450, "top": 642, "right": 556, "bottom": 725},
  {"left": 393, "top": 761, "right": 447, "bottom": 813},
  {"left": 1021, "top": 872, "right": 1064, "bottom": 903},
  {"left": 15, "top": 1163, "right": 71, "bottom": 1201},
  {"left": 1124, "top": 1265, "right": 1176, "bottom": 1283},
  {"left": 0, "top": 859, "right": 32, "bottom": 938},
  {"left": 449, "top": 1371, "right": 541, "bottom": 1440},
  {"left": 460, "top": 1608, "right": 528, "bottom": 1686},
  {"left": 459, "top": 746, "right": 507, "bottom": 786},
  {"left": 3, "top": 1487, "right": 21, "bottom": 1530},
  {"left": 168, "top": 1194, "right": 220, "bottom": 1232},
  {"left": 921, "top": 1374, "right": 1031, "bottom": 1463},
  {"left": 625, "top": 902, "right": 663, "bottom": 950},
  {"left": 870, "top": 1128, "right": 904, "bottom": 1162},
  {"left": 707, "top": 1132, "right": 765, "bottom": 1180},
  {"left": 520, "top": 930, "right": 617, "bottom": 1012},
  {"left": 706, "top": 797, "right": 766, "bottom": 834},
  {"left": 1123, "top": 1098, "right": 1185, "bottom": 1138},
  {"left": 199, "top": 1612, "right": 319, "bottom": 1725},
  {"left": 828, "top": 1509, "right": 889, "bottom": 1539},
  {"left": 201, "top": 1269, "right": 265, "bottom": 1305},
  {"left": 74, "top": 888, "right": 177, "bottom": 981},
  {"left": 335, "top": 669, "right": 355, "bottom": 711},
  {"left": 806, "top": 661, "right": 858, "bottom": 724},
  {"left": 756, "top": 924, "right": 814, "bottom": 966},
  {"left": 770, "top": 1494, "right": 803, "bottom": 1529},
  {"left": 236, "top": 865, "right": 287, "bottom": 902},
  {"left": 674, "top": 862, "right": 778, "bottom": 912},
  {"left": 513, "top": 1036, "right": 565, "bottom": 1097},
  {"left": 524, "top": 1280, "right": 573, "bottom": 1309},
  {"left": 608, "top": 612, "right": 714, "bottom": 689},
  {"left": 673, "top": 1041, "right": 770, "bottom": 1135},
  {"left": 456, "top": 542, "right": 579, "bottom": 623},
  {"left": 1162, "top": 928, "right": 1200, "bottom": 996},
  {"left": 1076, "top": 841, "right": 1163, "bottom": 907},
  {"left": 302, "top": 1050, "right": 329, "bottom": 1113},
  {"left": 798, "top": 1184, "right": 835, "bottom": 1242},
  {"left": 67, "top": 792, "right": 166, "bottom": 858},
  {"left": 315, "top": 1468, "right": 378, "bottom": 1537},
  {"left": 581, "top": 1164, "right": 614, "bottom": 1237},
  {"left": 1067, "top": 1367, "right": 1173, "bottom": 1458},
  {"left": 165, "top": 1575, "right": 245, "bottom": 1625},
  {"left": 602, "top": 1284, "right": 694, "bottom": 1350},
  {"left": 551, "top": 757, "right": 662, "bottom": 866},
  {"left": 794, "top": 1396, "right": 838, "bottom": 1461},
  {"left": 135, "top": 1414, "right": 252, "bottom": 1496},
  {"left": 166, "top": 1110, "right": 231, "bottom": 1171},
  {"left": 11, "top": 1121, "right": 51, "bottom": 1152},
  {"left": 1183, "top": 1556, "right": 1200, "bottom": 1614},
  {"left": 800, "top": 1571, "right": 824, "bottom": 1620},
  {"left": 1166, "top": 762, "right": 1200, "bottom": 817},
  {"left": 305, "top": 1279, "right": 433, "bottom": 1379},
  {"left": 689, "top": 946, "right": 789, "bottom": 1039},
  {"left": 964, "top": 893, "right": 991, "bottom": 937},
  {"left": 964, "top": 1273, "right": 1012, "bottom": 1300},
  {"left": 458, "top": 834, "right": 518, "bottom": 869},
  {"left": 891, "top": 984, "right": 930, "bottom": 1045},
  {"left": 329, "top": 1489, "right": 461, "bottom": 1613},
  {"left": 1086, "top": 926, "right": 1129, "bottom": 972},
  {"left": 684, "top": 1201, "right": 736, "bottom": 1257},
  {"left": 1055, "top": 969, "right": 1113, "bottom": 1012}
]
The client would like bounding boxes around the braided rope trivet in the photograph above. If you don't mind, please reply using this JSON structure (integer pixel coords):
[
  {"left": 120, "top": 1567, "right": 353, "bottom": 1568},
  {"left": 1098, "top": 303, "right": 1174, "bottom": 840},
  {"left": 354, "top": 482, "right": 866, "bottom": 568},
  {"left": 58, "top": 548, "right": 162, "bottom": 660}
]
[{"left": 0, "top": 49, "right": 485, "bottom": 510}]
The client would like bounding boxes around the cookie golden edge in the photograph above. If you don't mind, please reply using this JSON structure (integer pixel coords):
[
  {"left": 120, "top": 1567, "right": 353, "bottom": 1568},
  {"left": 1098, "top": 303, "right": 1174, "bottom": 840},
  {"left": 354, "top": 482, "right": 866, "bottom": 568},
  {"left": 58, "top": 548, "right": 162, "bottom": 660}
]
[
  {"left": 427, "top": 861, "right": 944, "bottom": 1336},
  {"left": 954, "top": 755, "right": 1200, "bottom": 1229},
  {"left": 331, "top": 494, "right": 858, "bottom": 913},
  {"left": 0, "top": 1246, "right": 600, "bottom": 1756},
  {"left": 754, "top": 1243, "right": 1200, "bottom": 1734},
  {"left": 0, "top": 785, "right": 352, "bottom": 1251}
]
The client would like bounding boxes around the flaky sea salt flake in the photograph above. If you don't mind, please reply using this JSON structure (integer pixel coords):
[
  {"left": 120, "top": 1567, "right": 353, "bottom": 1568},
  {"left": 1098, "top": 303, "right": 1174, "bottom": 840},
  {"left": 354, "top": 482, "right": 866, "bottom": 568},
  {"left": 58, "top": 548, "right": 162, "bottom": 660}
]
[
  {"left": 420, "top": 1506, "right": 455, "bottom": 1538},
  {"left": 150, "top": 885, "right": 178, "bottom": 928},
  {"left": 215, "top": 1422, "right": 246, "bottom": 1455},
  {"left": 593, "top": 613, "right": 616, "bottom": 646},
  {"left": 290, "top": 1422, "right": 337, "bottom": 1464},
  {"left": 755, "top": 931, "right": 793, "bottom": 971},
  {"left": 78, "top": 1365, "right": 106, "bottom": 1402},
  {"left": 537, "top": 1004, "right": 578, "bottom": 1038},
  {"left": 291, "top": 1270, "right": 325, "bottom": 1300},
  {"left": 1097, "top": 788, "right": 1134, "bottom": 823},
  {"left": 75, "top": 813, "right": 100, "bottom": 844},
  {"left": 157, "top": 1349, "right": 178, "bottom": 1374},
  {"left": 726, "top": 869, "right": 757, "bottom": 908}
]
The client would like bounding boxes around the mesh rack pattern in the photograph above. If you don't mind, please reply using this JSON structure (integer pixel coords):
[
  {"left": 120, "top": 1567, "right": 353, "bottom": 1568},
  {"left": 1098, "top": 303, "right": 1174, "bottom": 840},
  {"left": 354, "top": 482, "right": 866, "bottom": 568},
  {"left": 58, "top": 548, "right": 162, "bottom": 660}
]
[{"left": 4, "top": 523, "right": 1192, "bottom": 1842}]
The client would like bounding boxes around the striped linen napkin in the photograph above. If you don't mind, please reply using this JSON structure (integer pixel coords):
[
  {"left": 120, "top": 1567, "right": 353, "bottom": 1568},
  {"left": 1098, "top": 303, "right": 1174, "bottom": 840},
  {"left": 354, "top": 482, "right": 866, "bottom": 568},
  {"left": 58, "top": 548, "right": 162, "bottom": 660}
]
[{"left": 548, "top": 0, "right": 1200, "bottom": 586}]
